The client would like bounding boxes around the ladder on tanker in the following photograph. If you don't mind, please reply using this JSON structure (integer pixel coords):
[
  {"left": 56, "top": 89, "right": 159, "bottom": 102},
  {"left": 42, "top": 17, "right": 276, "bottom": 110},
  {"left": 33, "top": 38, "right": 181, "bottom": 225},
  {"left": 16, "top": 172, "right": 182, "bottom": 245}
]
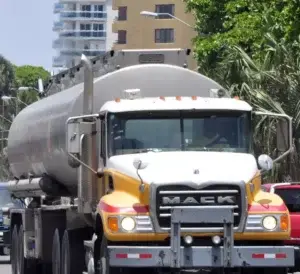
[{"left": 44, "top": 48, "right": 192, "bottom": 96}]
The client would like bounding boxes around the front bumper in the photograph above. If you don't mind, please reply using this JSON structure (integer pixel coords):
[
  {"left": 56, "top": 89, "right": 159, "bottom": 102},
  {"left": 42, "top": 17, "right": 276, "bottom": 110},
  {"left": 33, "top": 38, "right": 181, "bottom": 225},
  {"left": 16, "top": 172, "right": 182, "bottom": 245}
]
[
  {"left": 108, "top": 206, "right": 298, "bottom": 268},
  {"left": 109, "top": 245, "right": 297, "bottom": 268},
  {"left": 1, "top": 231, "right": 10, "bottom": 247}
]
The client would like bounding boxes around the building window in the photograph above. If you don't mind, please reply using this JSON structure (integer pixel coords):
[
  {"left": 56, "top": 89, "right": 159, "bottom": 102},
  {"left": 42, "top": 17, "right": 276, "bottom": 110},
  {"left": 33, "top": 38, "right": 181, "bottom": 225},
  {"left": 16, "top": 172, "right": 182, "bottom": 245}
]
[
  {"left": 94, "top": 5, "right": 103, "bottom": 11},
  {"left": 80, "top": 24, "right": 91, "bottom": 30},
  {"left": 93, "top": 24, "right": 104, "bottom": 31},
  {"left": 81, "top": 5, "right": 91, "bottom": 18},
  {"left": 118, "top": 30, "right": 127, "bottom": 44},
  {"left": 155, "top": 29, "right": 174, "bottom": 43},
  {"left": 155, "top": 4, "right": 175, "bottom": 19},
  {"left": 81, "top": 5, "right": 91, "bottom": 11},
  {"left": 118, "top": 6, "right": 127, "bottom": 21}
]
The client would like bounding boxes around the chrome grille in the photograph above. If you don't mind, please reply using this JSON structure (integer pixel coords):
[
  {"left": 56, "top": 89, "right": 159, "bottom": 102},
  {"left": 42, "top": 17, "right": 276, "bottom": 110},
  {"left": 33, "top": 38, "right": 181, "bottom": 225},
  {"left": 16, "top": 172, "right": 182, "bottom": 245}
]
[{"left": 156, "top": 184, "right": 242, "bottom": 230}]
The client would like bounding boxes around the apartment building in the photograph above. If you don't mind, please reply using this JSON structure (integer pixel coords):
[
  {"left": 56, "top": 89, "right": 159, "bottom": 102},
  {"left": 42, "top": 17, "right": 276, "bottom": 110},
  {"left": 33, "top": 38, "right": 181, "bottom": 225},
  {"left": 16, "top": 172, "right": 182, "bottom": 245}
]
[
  {"left": 112, "top": 0, "right": 197, "bottom": 68},
  {"left": 52, "top": 0, "right": 117, "bottom": 68}
]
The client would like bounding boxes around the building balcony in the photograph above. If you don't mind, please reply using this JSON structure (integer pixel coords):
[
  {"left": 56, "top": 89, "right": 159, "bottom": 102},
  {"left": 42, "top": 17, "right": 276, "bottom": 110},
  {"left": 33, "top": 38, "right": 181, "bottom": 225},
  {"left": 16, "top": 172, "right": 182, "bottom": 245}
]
[
  {"left": 53, "top": 21, "right": 64, "bottom": 31},
  {"left": 60, "top": 49, "right": 106, "bottom": 57},
  {"left": 60, "top": 11, "right": 107, "bottom": 21},
  {"left": 54, "top": 3, "right": 64, "bottom": 13},
  {"left": 59, "top": 0, "right": 106, "bottom": 3},
  {"left": 52, "top": 56, "right": 66, "bottom": 68},
  {"left": 52, "top": 39, "right": 63, "bottom": 49},
  {"left": 59, "top": 30, "right": 106, "bottom": 40}
]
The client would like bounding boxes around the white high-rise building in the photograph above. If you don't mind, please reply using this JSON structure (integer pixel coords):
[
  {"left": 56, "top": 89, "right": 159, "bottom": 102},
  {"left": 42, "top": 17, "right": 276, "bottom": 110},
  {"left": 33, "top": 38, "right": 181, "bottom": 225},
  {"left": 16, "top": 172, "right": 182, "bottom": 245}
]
[{"left": 52, "top": 0, "right": 117, "bottom": 68}]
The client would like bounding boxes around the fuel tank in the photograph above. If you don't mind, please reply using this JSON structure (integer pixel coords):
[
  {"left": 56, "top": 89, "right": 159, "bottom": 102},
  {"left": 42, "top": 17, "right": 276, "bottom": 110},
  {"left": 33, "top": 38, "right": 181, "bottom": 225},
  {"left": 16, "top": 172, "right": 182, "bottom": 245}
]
[{"left": 7, "top": 64, "right": 224, "bottom": 196}]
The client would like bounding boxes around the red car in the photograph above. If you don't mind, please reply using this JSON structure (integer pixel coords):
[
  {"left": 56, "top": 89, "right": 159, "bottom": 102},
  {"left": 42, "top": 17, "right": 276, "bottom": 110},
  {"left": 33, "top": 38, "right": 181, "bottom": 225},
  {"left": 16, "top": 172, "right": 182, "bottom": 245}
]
[{"left": 262, "top": 183, "right": 300, "bottom": 245}]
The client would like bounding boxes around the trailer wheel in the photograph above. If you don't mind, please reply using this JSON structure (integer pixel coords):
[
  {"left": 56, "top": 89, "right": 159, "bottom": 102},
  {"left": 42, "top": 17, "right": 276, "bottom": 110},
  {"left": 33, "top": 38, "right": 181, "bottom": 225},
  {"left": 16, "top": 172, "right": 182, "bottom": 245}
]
[
  {"left": 17, "top": 225, "right": 25, "bottom": 274},
  {"left": 17, "top": 225, "right": 38, "bottom": 274},
  {"left": 11, "top": 225, "right": 18, "bottom": 274},
  {"left": 52, "top": 229, "right": 61, "bottom": 274}
]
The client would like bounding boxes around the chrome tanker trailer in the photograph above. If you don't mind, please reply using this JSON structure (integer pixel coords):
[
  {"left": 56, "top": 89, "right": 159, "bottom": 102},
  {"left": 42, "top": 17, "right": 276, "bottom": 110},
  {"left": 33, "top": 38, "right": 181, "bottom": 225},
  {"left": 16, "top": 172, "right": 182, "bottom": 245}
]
[{"left": 5, "top": 49, "right": 299, "bottom": 274}]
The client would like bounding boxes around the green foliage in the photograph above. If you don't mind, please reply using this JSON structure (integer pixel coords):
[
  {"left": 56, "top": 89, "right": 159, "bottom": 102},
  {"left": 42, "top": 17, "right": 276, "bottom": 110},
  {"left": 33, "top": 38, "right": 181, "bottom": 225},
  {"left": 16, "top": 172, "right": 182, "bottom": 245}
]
[
  {"left": 0, "top": 55, "right": 14, "bottom": 96},
  {"left": 13, "top": 65, "right": 50, "bottom": 109},
  {"left": 15, "top": 65, "right": 50, "bottom": 88},
  {"left": 185, "top": 0, "right": 300, "bottom": 182},
  {"left": 185, "top": 0, "right": 300, "bottom": 72},
  {"left": 0, "top": 60, "right": 50, "bottom": 180}
]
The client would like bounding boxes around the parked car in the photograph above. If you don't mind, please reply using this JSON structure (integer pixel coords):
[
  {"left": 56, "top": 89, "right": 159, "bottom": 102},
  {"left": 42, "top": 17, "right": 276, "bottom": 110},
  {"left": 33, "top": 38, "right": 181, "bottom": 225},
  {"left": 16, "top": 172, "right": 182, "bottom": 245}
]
[
  {"left": 262, "top": 183, "right": 300, "bottom": 272},
  {"left": 262, "top": 183, "right": 300, "bottom": 244},
  {"left": 0, "top": 182, "right": 23, "bottom": 256}
]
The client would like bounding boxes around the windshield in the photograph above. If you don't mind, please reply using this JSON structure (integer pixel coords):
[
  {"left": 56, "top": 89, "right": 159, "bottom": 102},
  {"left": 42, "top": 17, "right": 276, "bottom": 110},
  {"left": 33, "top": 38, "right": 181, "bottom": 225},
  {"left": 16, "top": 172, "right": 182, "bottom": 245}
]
[
  {"left": 107, "top": 110, "right": 251, "bottom": 156},
  {"left": 0, "top": 188, "right": 20, "bottom": 208},
  {"left": 275, "top": 188, "right": 300, "bottom": 213}
]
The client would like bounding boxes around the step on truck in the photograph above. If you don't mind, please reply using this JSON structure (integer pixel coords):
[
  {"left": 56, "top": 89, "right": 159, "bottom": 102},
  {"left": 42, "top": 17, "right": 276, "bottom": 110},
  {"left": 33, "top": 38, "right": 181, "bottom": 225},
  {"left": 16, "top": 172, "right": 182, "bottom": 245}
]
[{"left": 5, "top": 48, "right": 300, "bottom": 274}]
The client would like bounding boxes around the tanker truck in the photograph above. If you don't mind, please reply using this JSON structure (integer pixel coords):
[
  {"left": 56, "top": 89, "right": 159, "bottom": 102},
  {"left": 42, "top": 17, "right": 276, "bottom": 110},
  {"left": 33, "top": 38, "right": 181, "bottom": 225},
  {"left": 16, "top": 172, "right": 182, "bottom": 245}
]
[{"left": 5, "top": 48, "right": 299, "bottom": 274}]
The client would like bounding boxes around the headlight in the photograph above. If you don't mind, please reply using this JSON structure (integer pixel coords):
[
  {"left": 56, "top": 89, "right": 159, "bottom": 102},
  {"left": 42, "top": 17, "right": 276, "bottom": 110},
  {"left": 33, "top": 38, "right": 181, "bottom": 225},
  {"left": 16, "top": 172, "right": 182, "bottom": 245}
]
[
  {"left": 121, "top": 217, "right": 136, "bottom": 232},
  {"left": 3, "top": 216, "right": 10, "bottom": 226},
  {"left": 262, "top": 216, "right": 277, "bottom": 230}
]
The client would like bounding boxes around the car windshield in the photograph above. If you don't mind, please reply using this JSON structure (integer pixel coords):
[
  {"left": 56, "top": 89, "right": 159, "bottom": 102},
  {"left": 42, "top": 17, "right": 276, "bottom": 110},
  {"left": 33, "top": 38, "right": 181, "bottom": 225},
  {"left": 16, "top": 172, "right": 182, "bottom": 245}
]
[
  {"left": 274, "top": 188, "right": 300, "bottom": 213},
  {"left": 0, "top": 188, "right": 20, "bottom": 208},
  {"left": 107, "top": 110, "right": 251, "bottom": 156}
]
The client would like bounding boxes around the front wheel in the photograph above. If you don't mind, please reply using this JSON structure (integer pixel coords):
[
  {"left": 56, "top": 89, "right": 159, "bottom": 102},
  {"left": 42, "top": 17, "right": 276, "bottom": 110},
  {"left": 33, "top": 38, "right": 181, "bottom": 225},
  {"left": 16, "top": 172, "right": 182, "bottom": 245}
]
[{"left": 11, "top": 225, "right": 18, "bottom": 274}]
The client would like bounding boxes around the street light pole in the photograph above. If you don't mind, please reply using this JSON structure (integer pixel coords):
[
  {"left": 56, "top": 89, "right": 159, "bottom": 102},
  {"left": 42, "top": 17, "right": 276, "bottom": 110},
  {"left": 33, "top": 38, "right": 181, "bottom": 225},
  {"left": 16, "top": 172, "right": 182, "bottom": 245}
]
[
  {"left": 1, "top": 96, "right": 28, "bottom": 117},
  {"left": 140, "top": 11, "right": 193, "bottom": 28},
  {"left": 18, "top": 78, "right": 44, "bottom": 95}
]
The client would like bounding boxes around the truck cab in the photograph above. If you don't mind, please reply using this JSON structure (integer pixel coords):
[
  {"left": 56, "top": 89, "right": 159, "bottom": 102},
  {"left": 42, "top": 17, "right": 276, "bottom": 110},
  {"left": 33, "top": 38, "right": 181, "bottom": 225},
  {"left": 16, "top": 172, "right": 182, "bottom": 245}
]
[{"left": 0, "top": 182, "right": 23, "bottom": 256}]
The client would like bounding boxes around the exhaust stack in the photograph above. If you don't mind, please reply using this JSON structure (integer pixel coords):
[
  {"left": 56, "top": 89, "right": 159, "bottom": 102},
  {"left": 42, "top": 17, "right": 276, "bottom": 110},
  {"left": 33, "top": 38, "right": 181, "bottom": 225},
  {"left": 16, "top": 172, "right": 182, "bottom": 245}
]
[
  {"left": 81, "top": 54, "right": 94, "bottom": 115},
  {"left": 78, "top": 54, "right": 97, "bottom": 215}
]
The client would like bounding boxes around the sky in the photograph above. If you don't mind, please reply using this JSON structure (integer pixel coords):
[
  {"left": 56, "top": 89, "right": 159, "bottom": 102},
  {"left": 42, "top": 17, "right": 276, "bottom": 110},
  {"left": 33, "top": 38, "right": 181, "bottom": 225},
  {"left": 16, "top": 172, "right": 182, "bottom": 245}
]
[{"left": 0, "top": 0, "right": 56, "bottom": 71}]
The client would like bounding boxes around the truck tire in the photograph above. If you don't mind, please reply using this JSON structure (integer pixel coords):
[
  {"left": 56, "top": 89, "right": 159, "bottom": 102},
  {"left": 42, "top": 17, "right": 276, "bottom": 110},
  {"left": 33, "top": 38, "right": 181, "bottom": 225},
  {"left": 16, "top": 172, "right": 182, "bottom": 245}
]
[
  {"left": 17, "top": 225, "right": 38, "bottom": 274},
  {"left": 52, "top": 229, "right": 61, "bottom": 274},
  {"left": 61, "top": 228, "right": 89, "bottom": 274},
  {"left": 11, "top": 225, "right": 18, "bottom": 274},
  {"left": 17, "top": 225, "right": 25, "bottom": 274},
  {"left": 95, "top": 236, "right": 121, "bottom": 274}
]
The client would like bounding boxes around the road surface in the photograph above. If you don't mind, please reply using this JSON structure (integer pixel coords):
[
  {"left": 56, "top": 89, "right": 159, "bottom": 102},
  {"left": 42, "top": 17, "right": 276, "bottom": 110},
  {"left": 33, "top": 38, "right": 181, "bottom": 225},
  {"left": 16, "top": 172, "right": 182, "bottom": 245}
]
[
  {"left": 0, "top": 256, "right": 10, "bottom": 273},
  {"left": 0, "top": 257, "right": 299, "bottom": 274}
]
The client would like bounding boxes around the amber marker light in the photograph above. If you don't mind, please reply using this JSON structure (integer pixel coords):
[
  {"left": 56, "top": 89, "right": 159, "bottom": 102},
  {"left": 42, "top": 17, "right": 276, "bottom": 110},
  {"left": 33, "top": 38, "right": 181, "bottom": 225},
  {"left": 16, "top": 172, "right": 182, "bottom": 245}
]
[
  {"left": 280, "top": 214, "right": 289, "bottom": 231},
  {"left": 108, "top": 217, "right": 119, "bottom": 232}
]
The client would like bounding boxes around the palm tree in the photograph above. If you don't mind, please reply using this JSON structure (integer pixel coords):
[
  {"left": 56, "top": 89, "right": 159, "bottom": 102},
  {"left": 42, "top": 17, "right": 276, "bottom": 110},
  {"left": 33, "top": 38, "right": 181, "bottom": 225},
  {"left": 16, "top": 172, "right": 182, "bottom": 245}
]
[{"left": 201, "top": 33, "right": 300, "bottom": 182}]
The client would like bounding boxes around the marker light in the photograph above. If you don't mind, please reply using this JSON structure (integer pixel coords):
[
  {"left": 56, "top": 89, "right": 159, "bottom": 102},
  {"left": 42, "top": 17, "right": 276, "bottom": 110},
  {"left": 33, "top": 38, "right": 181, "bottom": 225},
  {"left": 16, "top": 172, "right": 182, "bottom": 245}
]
[
  {"left": 184, "top": 235, "right": 193, "bottom": 245},
  {"left": 121, "top": 217, "right": 136, "bottom": 232},
  {"left": 262, "top": 216, "right": 277, "bottom": 230},
  {"left": 212, "top": 235, "right": 221, "bottom": 245},
  {"left": 280, "top": 214, "right": 288, "bottom": 231},
  {"left": 108, "top": 217, "right": 119, "bottom": 232}
]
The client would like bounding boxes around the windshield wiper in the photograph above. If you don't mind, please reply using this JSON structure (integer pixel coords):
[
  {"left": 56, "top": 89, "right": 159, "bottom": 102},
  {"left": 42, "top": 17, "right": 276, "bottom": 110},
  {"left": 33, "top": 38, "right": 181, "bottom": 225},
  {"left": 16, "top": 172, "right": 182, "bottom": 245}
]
[{"left": 138, "top": 148, "right": 163, "bottom": 153}]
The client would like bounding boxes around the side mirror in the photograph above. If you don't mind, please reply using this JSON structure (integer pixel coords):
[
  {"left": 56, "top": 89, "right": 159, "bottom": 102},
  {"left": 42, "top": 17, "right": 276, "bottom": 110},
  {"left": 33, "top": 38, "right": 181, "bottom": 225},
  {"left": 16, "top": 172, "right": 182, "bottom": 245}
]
[
  {"left": 254, "top": 111, "right": 292, "bottom": 163},
  {"left": 66, "top": 118, "right": 96, "bottom": 168},
  {"left": 258, "top": 154, "right": 273, "bottom": 171},
  {"left": 276, "top": 119, "right": 289, "bottom": 152}
]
